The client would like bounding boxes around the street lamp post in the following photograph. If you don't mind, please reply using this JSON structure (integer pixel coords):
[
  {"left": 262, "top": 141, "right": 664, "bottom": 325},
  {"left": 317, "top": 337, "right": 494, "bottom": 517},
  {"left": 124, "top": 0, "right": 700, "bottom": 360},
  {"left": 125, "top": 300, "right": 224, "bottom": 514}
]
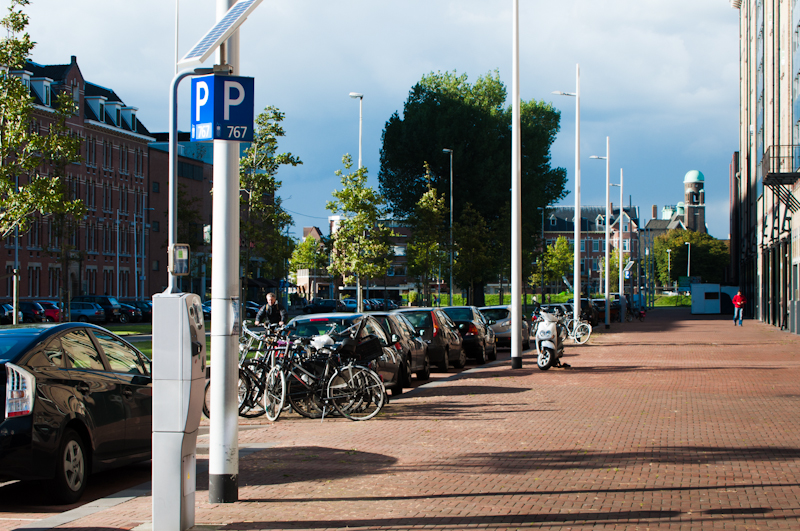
[
  {"left": 553, "top": 64, "right": 581, "bottom": 319},
  {"left": 590, "top": 136, "right": 610, "bottom": 329},
  {"left": 610, "top": 168, "right": 625, "bottom": 319},
  {"left": 667, "top": 248, "right": 671, "bottom": 288},
  {"left": 685, "top": 241, "right": 691, "bottom": 278},
  {"left": 537, "top": 207, "right": 547, "bottom": 301},
  {"left": 443, "top": 148, "right": 454, "bottom": 305},
  {"left": 349, "top": 92, "right": 365, "bottom": 304}
]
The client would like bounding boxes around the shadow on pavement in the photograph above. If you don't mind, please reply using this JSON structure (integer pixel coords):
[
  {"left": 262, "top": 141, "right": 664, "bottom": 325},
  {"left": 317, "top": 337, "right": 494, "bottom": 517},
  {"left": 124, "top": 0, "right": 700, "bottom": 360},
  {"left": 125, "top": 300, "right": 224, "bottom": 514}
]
[{"left": 197, "top": 446, "right": 397, "bottom": 489}]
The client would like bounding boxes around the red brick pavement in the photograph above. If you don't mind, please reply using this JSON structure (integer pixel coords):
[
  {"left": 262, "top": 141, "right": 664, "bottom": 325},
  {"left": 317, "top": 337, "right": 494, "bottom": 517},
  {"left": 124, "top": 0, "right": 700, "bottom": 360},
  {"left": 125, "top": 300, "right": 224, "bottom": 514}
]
[{"left": 8, "top": 307, "right": 800, "bottom": 530}]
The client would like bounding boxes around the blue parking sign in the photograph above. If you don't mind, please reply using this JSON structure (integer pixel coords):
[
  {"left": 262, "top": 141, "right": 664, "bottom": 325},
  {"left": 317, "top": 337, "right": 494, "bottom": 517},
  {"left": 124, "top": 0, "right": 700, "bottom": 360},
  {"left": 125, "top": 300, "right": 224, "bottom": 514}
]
[{"left": 190, "top": 75, "right": 254, "bottom": 142}]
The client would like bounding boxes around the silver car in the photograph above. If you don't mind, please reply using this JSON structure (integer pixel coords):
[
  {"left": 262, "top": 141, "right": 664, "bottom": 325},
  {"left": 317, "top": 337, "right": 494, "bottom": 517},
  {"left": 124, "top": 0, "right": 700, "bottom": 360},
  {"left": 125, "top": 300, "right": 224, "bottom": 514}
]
[{"left": 478, "top": 306, "right": 530, "bottom": 350}]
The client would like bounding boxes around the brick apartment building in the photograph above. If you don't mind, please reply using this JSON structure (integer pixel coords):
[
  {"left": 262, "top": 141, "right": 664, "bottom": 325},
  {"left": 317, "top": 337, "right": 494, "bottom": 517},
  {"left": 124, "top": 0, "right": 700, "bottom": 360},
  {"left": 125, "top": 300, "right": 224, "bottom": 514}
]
[{"left": 4, "top": 56, "right": 154, "bottom": 304}]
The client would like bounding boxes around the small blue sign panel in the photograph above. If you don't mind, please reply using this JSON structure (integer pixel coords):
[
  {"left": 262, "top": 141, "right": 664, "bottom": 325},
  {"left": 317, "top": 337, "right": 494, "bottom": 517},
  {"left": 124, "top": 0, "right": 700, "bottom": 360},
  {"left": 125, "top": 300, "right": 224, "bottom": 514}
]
[{"left": 190, "top": 74, "right": 255, "bottom": 142}]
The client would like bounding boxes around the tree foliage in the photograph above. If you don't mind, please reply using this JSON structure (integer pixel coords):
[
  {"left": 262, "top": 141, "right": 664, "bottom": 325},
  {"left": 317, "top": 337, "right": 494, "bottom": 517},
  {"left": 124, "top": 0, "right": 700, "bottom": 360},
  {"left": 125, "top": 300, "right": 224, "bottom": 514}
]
[
  {"left": 652, "top": 229, "right": 730, "bottom": 285},
  {"left": 452, "top": 203, "right": 492, "bottom": 305},
  {"left": 239, "top": 106, "right": 300, "bottom": 287},
  {"left": 327, "top": 155, "right": 394, "bottom": 311},
  {"left": 289, "top": 235, "right": 329, "bottom": 273},
  {"left": 0, "top": 0, "right": 84, "bottom": 238},
  {"left": 405, "top": 163, "right": 448, "bottom": 304},
  {"left": 529, "top": 236, "right": 573, "bottom": 289},
  {"left": 379, "top": 70, "right": 567, "bottom": 286}
]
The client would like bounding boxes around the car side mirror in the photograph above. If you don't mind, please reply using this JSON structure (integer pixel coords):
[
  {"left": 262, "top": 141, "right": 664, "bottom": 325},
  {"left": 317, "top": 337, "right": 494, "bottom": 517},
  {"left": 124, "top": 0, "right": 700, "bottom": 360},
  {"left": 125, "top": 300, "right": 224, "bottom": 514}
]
[
  {"left": 391, "top": 334, "right": 400, "bottom": 343},
  {"left": 488, "top": 319, "right": 496, "bottom": 325}
]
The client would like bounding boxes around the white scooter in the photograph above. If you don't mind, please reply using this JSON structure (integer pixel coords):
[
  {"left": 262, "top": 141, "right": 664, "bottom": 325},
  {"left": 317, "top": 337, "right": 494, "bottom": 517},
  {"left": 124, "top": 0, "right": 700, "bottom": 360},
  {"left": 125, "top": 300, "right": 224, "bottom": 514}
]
[{"left": 533, "top": 307, "right": 568, "bottom": 370}]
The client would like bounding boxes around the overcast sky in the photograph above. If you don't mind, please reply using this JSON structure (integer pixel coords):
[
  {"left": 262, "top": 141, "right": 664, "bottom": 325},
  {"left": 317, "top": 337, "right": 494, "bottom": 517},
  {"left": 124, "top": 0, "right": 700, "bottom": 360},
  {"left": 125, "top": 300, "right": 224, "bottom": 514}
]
[{"left": 26, "top": 0, "right": 740, "bottom": 240}]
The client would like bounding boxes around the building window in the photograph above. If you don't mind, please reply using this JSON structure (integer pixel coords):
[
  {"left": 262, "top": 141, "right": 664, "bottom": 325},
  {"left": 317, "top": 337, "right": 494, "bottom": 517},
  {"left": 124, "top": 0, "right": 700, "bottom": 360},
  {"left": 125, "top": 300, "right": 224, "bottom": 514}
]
[
  {"left": 153, "top": 181, "right": 160, "bottom": 193},
  {"left": 27, "top": 266, "right": 40, "bottom": 297},
  {"left": 549, "top": 215, "right": 556, "bottom": 227},
  {"left": 592, "top": 239, "right": 599, "bottom": 252},
  {"left": 623, "top": 239, "right": 630, "bottom": 252},
  {"left": 152, "top": 220, "right": 160, "bottom": 233},
  {"left": 152, "top": 260, "right": 159, "bottom": 271},
  {"left": 580, "top": 239, "right": 585, "bottom": 252}
]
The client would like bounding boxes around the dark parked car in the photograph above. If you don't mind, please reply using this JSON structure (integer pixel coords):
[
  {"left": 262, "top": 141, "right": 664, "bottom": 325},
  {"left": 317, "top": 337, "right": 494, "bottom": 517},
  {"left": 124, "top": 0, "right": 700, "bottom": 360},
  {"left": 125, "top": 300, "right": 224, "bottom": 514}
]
[
  {"left": 479, "top": 305, "right": 530, "bottom": 350},
  {"left": 285, "top": 313, "right": 402, "bottom": 394},
  {"left": 69, "top": 302, "right": 106, "bottom": 323},
  {"left": 442, "top": 306, "right": 497, "bottom": 364},
  {"left": 392, "top": 307, "right": 464, "bottom": 371},
  {"left": 119, "top": 300, "right": 153, "bottom": 322},
  {"left": 302, "top": 298, "right": 343, "bottom": 314},
  {"left": 118, "top": 303, "right": 143, "bottom": 323},
  {"left": 369, "top": 312, "right": 430, "bottom": 389},
  {"left": 0, "top": 303, "right": 22, "bottom": 325},
  {"left": 70, "top": 296, "right": 121, "bottom": 323},
  {"left": 0, "top": 323, "right": 152, "bottom": 503},
  {"left": 16, "top": 301, "right": 45, "bottom": 323}
]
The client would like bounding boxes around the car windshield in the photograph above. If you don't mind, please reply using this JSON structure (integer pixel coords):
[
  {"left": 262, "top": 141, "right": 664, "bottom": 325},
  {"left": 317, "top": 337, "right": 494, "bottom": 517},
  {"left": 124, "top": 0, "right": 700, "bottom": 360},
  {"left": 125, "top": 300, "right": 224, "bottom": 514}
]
[
  {"left": 290, "top": 316, "right": 359, "bottom": 337},
  {"left": 399, "top": 311, "right": 432, "bottom": 329},
  {"left": 443, "top": 308, "right": 472, "bottom": 321},
  {"left": 481, "top": 309, "right": 508, "bottom": 321}
]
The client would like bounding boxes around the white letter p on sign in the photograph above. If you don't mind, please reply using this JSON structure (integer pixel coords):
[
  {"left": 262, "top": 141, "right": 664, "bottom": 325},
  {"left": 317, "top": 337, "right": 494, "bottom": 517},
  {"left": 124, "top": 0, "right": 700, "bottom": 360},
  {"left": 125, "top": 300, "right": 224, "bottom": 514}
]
[
  {"left": 195, "top": 81, "right": 209, "bottom": 122},
  {"left": 224, "top": 81, "right": 245, "bottom": 120}
]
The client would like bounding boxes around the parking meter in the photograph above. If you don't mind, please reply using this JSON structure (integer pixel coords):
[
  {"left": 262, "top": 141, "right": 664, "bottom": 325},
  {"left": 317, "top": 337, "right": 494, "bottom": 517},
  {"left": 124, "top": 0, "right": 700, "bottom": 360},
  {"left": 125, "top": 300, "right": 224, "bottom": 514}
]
[{"left": 152, "top": 292, "right": 207, "bottom": 531}]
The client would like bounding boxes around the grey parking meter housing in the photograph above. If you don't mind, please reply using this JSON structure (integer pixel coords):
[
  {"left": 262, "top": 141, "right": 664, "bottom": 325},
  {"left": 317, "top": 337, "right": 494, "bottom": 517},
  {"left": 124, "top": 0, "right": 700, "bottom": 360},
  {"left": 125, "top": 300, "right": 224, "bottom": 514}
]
[{"left": 152, "top": 292, "right": 207, "bottom": 531}]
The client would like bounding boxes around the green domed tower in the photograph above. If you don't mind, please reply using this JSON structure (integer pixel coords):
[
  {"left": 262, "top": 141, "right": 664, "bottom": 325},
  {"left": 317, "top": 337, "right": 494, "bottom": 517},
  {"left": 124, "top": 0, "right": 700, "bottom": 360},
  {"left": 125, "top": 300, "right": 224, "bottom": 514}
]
[{"left": 683, "top": 170, "right": 706, "bottom": 233}]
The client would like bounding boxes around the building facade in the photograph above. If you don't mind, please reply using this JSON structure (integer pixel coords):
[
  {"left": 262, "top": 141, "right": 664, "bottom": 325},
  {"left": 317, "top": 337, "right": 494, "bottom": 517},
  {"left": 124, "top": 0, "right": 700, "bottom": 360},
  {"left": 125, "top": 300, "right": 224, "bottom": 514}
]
[
  {"left": 542, "top": 205, "right": 640, "bottom": 296},
  {"left": 4, "top": 57, "right": 154, "bottom": 305},
  {"left": 731, "top": 0, "right": 800, "bottom": 332}
]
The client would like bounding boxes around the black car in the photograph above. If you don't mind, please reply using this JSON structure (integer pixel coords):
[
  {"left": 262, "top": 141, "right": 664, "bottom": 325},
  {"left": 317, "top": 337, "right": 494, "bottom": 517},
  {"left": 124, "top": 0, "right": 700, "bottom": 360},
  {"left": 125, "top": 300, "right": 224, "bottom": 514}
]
[
  {"left": 5, "top": 301, "right": 46, "bottom": 323},
  {"left": 392, "top": 307, "right": 464, "bottom": 371},
  {"left": 369, "top": 312, "right": 430, "bottom": 390},
  {"left": 0, "top": 323, "right": 152, "bottom": 503},
  {"left": 118, "top": 303, "right": 143, "bottom": 323},
  {"left": 70, "top": 296, "right": 122, "bottom": 323},
  {"left": 302, "top": 298, "right": 344, "bottom": 314},
  {"left": 285, "top": 313, "right": 402, "bottom": 394},
  {"left": 0, "top": 303, "right": 22, "bottom": 325},
  {"left": 441, "top": 306, "right": 497, "bottom": 364},
  {"left": 119, "top": 300, "right": 153, "bottom": 322}
]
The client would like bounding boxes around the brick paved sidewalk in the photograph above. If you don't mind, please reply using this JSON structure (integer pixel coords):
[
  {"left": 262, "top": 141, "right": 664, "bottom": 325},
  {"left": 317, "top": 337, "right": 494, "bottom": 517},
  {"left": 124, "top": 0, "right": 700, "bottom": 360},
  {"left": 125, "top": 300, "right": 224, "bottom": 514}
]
[{"left": 11, "top": 308, "right": 800, "bottom": 530}]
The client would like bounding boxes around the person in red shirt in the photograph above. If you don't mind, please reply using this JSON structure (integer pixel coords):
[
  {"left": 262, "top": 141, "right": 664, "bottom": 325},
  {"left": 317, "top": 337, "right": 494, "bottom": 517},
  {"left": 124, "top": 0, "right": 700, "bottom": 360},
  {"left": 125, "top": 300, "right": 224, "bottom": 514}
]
[{"left": 732, "top": 290, "right": 746, "bottom": 326}]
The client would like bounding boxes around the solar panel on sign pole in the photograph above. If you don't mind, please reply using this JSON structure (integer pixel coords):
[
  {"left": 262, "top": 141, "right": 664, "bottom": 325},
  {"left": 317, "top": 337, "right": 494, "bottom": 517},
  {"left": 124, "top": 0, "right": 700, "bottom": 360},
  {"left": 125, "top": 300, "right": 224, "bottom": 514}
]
[{"left": 177, "top": 0, "right": 263, "bottom": 69}]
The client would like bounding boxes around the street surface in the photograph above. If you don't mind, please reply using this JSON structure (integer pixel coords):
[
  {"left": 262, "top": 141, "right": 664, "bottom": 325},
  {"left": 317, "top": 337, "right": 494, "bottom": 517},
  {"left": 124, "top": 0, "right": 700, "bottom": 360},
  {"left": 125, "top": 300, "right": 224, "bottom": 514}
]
[{"left": 3, "top": 307, "right": 800, "bottom": 530}]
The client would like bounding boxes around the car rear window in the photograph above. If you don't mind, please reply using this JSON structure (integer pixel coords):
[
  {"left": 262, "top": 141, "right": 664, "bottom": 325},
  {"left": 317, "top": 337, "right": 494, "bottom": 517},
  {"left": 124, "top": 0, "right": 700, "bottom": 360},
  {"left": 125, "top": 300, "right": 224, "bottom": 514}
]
[
  {"left": 481, "top": 309, "right": 508, "bottom": 321},
  {"left": 399, "top": 311, "right": 432, "bottom": 329},
  {"left": 291, "top": 316, "right": 358, "bottom": 336},
  {"left": 0, "top": 336, "right": 31, "bottom": 363},
  {"left": 443, "top": 308, "right": 472, "bottom": 321}
]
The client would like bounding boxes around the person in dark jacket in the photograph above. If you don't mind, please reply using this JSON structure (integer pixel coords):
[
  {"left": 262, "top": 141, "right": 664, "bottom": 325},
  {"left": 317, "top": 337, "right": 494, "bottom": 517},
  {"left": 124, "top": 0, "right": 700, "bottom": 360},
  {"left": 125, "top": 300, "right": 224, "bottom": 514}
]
[{"left": 254, "top": 292, "right": 288, "bottom": 327}]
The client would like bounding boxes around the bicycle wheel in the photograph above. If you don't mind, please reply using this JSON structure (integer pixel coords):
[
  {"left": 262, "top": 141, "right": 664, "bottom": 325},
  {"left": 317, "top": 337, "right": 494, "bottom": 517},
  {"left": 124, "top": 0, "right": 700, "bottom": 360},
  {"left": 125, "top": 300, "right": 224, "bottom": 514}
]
[
  {"left": 287, "top": 376, "right": 325, "bottom": 418},
  {"left": 238, "top": 368, "right": 264, "bottom": 417},
  {"left": 263, "top": 366, "right": 286, "bottom": 422},
  {"left": 573, "top": 323, "right": 592, "bottom": 345},
  {"left": 328, "top": 366, "right": 385, "bottom": 421}
]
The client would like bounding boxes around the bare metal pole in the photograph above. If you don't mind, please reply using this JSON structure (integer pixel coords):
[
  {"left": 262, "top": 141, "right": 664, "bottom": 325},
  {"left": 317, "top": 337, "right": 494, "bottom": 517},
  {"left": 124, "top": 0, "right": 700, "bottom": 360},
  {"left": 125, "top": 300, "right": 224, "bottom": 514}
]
[{"left": 510, "top": 0, "right": 523, "bottom": 368}]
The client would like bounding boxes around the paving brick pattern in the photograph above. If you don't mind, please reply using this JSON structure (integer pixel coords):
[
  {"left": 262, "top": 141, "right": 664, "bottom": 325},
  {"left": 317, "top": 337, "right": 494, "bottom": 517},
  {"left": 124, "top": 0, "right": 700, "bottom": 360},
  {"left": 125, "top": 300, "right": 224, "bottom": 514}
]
[{"left": 11, "top": 308, "right": 800, "bottom": 530}]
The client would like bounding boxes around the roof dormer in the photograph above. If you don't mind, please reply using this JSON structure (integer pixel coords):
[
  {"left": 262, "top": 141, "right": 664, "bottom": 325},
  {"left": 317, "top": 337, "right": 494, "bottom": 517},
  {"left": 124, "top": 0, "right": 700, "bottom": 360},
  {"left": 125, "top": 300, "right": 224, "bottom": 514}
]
[
  {"left": 10, "top": 69, "right": 32, "bottom": 89},
  {"left": 85, "top": 95, "right": 107, "bottom": 123},
  {"left": 30, "top": 76, "right": 54, "bottom": 107},
  {"left": 103, "top": 100, "right": 122, "bottom": 126},
  {"left": 120, "top": 106, "right": 138, "bottom": 132}
]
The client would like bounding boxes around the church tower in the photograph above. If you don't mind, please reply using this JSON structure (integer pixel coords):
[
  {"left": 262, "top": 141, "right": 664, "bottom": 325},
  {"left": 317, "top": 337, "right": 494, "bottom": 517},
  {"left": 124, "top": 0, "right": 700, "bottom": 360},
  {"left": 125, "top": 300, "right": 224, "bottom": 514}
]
[{"left": 683, "top": 170, "right": 706, "bottom": 233}]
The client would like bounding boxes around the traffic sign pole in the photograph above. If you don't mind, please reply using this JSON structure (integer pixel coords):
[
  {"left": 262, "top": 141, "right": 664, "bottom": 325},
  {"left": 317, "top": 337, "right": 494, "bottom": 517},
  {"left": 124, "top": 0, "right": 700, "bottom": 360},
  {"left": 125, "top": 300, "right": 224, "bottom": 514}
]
[{"left": 208, "top": 0, "right": 241, "bottom": 504}]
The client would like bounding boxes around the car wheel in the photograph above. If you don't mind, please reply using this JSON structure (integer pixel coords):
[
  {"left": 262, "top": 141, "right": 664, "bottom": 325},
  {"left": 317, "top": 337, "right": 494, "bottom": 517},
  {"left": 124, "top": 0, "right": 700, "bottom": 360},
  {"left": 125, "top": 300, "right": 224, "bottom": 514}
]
[
  {"left": 78, "top": 316, "right": 88, "bottom": 323},
  {"left": 523, "top": 335, "right": 530, "bottom": 351},
  {"left": 437, "top": 348, "right": 450, "bottom": 372},
  {"left": 453, "top": 347, "right": 467, "bottom": 369},
  {"left": 400, "top": 357, "right": 413, "bottom": 388},
  {"left": 52, "top": 429, "right": 88, "bottom": 504},
  {"left": 119, "top": 313, "right": 130, "bottom": 324},
  {"left": 46, "top": 316, "right": 54, "bottom": 322},
  {"left": 475, "top": 343, "right": 487, "bottom": 365},
  {"left": 417, "top": 353, "right": 431, "bottom": 380},
  {"left": 488, "top": 341, "right": 498, "bottom": 361}
]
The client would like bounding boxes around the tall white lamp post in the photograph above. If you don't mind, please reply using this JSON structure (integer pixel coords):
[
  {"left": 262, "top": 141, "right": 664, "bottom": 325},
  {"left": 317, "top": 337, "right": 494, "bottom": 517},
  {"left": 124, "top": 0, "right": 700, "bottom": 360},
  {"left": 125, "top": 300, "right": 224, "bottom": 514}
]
[
  {"left": 590, "top": 136, "right": 610, "bottom": 329},
  {"left": 685, "top": 241, "right": 691, "bottom": 278},
  {"left": 443, "top": 148, "right": 454, "bottom": 305},
  {"left": 667, "top": 248, "right": 671, "bottom": 288},
  {"left": 610, "top": 168, "right": 625, "bottom": 319},
  {"left": 349, "top": 92, "right": 363, "bottom": 169},
  {"left": 553, "top": 64, "right": 581, "bottom": 317},
  {"left": 510, "top": 0, "right": 523, "bottom": 367}
]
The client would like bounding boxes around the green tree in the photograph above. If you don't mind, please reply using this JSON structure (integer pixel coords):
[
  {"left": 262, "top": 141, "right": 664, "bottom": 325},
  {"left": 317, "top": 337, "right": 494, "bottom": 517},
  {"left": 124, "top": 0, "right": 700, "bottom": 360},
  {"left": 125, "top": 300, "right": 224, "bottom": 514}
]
[
  {"left": 653, "top": 229, "right": 730, "bottom": 285},
  {"left": 239, "top": 106, "right": 301, "bottom": 302},
  {"left": 0, "top": 0, "right": 83, "bottom": 237},
  {"left": 530, "top": 236, "right": 573, "bottom": 292},
  {"left": 600, "top": 251, "right": 630, "bottom": 291},
  {"left": 452, "top": 203, "right": 492, "bottom": 305},
  {"left": 327, "top": 155, "right": 394, "bottom": 312},
  {"left": 289, "top": 235, "right": 329, "bottom": 272},
  {"left": 379, "top": 70, "right": 567, "bottom": 298},
  {"left": 406, "top": 166, "right": 448, "bottom": 306}
]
